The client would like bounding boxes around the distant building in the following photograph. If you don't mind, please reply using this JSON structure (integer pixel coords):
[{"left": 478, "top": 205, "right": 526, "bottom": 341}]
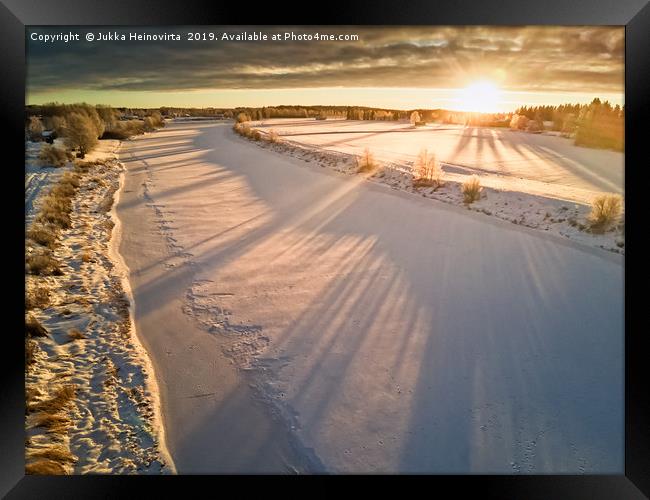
[{"left": 42, "top": 130, "right": 56, "bottom": 144}]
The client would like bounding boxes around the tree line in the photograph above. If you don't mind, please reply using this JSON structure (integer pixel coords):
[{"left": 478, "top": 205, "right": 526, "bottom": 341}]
[
  {"left": 26, "top": 103, "right": 166, "bottom": 157},
  {"left": 27, "top": 97, "right": 624, "bottom": 154},
  {"left": 512, "top": 99, "right": 624, "bottom": 151}
]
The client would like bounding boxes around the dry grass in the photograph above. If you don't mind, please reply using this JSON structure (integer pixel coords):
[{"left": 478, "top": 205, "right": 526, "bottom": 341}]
[
  {"left": 233, "top": 122, "right": 262, "bottom": 141},
  {"left": 35, "top": 196, "right": 71, "bottom": 229},
  {"left": 58, "top": 171, "right": 81, "bottom": 191},
  {"left": 588, "top": 194, "right": 622, "bottom": 233},
  {"left": 80, "top": 250, "right": 93, "bottom": 263},
  {"left": 27, "top": 224, "right": 57, "bottom": 249},
  {"left": 34, "top": 172, "right": 82, "bottom": 231},
  {"left": 413, "top": 149, "right": 443, "bottom": 188},
  {"left": 26, "top": 251, "right": 62, "bottom": 276},
  {"left": 266, "top": 129, "right": 281, "bottom": 143},
  {"left": 27, "top": 445, "right": 77, "bottom": 464},
  {"left": 39, "top": 145, "right": 72, "bottom": 168},
  {"left": 27, "top": 384, "right": 77, "bottom": 415},
  {"left": 102, "top": 120, "right": 144, "bottom": 140},
  {"left": 26, "top": 315, "right": 49, "bottom": 338},
  {"left": 26, "top": 285, "right": 51, "bottom": 310},
  {"left": 25, "top": 459, "right": 68, "bottom": 475},
  {"left": 462, "top": 176, "right": 482, "bottom": 204},
  {"left": 67, "top": 328, "right": 86, "bottom": 341},
  {"left": 356, "top": 148, "right": 378, "bottom": 173},
  {"left": 26, "top": 339, "right": 38, "bottom": 367},
  {"left": 233, "top": 122, "right": 250, "bottom": 137},
  {"left": 31, "top": 413, "right": 72, "bottom": 435},
  {"left": 25, "top": 380, "right": 78, "bottom": 474}
]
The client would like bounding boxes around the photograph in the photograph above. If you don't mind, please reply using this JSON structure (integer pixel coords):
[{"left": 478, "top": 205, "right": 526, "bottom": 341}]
[{"left": 23, "top": 24, "right": 626, "bottom": 476}]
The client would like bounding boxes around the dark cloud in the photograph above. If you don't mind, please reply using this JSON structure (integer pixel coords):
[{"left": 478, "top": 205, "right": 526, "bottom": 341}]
[{"left": 26, "top": 26, "right": 624, "bottom": 96}]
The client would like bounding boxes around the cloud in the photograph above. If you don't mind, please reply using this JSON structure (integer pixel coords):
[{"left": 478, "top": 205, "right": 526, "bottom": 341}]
[{"left": 26, "top": 26, "right": 624, "bottom": 96}]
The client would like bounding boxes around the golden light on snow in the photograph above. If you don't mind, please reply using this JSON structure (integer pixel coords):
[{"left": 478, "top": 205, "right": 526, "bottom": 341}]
[{"left": 457, "top": 80, "right": 502, "bottom": 113}]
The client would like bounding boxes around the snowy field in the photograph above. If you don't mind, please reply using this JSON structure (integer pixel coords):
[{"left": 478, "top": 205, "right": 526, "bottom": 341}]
[
  {"left": 252, "top": 119, "right": 624, "bottom": 204},
  {"left": 116, "top": 122, "right": 623, "bottom": 473}
]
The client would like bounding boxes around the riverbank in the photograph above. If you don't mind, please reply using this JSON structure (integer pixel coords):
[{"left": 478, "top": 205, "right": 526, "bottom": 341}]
[
  {"left": 25, "top": 142, "right": 171, "bottom": 474},
  {"left": 244, "top": 120, "right": 624, "bottom": 255}
]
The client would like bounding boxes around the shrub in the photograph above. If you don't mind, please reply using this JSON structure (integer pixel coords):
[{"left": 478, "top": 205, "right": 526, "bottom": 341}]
[
  {"left": 67, "top": 328, "right": 86, "bottom": 341},
  {"left": 26, "top": 315, "right": 49, "bottom": 338},
  {"left": 510, "top": 114, "right": 529, "bottom": 130},
  {"left": 62, "top": 112, "right": 98, "bottom": 158},
  {"left": 356, "top": 148, "right": 378, "bottom": 173},
  {"left": 233, "top": 122, "right": 249, "bottom": 137},
  {"left": 143, "top": 116, "right": 155, "bottom": 132},
  {"left": 413, "top": 149, "right": 443, "bottom": 188},
  {"left": 38, "top": 194, "right": 71, "bottom": 225},
  {"left": 25, "top": 459, "right": 67, "bottom": 475},
  {"left": 60, "top": 171, "right": 81, "bottom": 189},
  {"left": 236, "top": 112, "right": 251, "bottom": 123},
  {"left": 588, "top": 194, "right": 622, "bottom": 233},
  {"left": 27, "top": 225, "right": 57, "bottom": 249},
  {"left": 27, "top": 384, "right": 77, "bottom": 414},
  {"left": 101, "top": 120, "right": 144, "bottom": 139},
  {"left": 26, "top": 285, "right": 51, "bottom": 310},
  {"left": 36, "top": 197, "right": 71, "bottom": 229},
  {"left": 267, "top": 129, "right": 281, "bottom": 143},
  {"left": 101, "top": 127, "right": 130, "bottom": 140},
  {"left": 38, "top": 145, "right": 71, "bottom": 168},
  {"left": 47, "top": 116, "right": 67, "bottom": 136},
  {"left": 96, "top": 105, "right": 118, "bottom": 132},
  {"left": 462, "top": 175, "right": 482, "bottom": 204},
  {"left": 34, "top": 172, "right": 81, "bottom": 230},
  {"left": 233, "top": 122, "right": 261, "bottom": 141},
  {"left": 150, "top": 111, "right": 165, "bottom": 128},
  {"left": 26, "top": 252, "right": 62, "bottom": 276},
  {"left": 28, "top": 116, "right": 44, "bottom": 141}
]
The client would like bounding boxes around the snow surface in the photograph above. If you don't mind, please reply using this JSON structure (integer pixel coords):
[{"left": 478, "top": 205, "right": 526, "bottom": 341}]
[{"left": 117, "top": 122, "right": 623, "bottom": 473}]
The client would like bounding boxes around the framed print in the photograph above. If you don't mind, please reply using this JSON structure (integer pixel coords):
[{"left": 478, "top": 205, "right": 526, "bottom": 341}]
[{"left": 2, "top": 0, "right": 648, "bottom": 497}]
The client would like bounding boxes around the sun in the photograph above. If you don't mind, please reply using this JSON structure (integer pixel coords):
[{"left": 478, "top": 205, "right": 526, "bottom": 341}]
[{"left": 457, "top": 81, "right": 502, "bottom": 113}]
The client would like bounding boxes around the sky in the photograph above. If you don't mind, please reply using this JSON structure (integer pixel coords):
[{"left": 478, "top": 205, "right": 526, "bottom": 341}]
[{"left": 26, "top": 26, "right": 625, "bottom": 112}]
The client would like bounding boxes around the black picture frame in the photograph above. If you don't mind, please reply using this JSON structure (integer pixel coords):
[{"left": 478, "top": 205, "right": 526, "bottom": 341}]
[{"left": 2, "top": 0, "right": 648, "bottom": 497}]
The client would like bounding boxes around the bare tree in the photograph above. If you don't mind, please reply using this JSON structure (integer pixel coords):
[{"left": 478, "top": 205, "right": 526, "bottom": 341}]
[
  {"left": 96, "top": 105, "right": 118, "bottom": 132},
  {"left": 28, "top": 116, "right": 44, "bottom": 141},
  {"left": 63, "top": 112, "right": 98, "bottom": 158},
  {"left": 150, "top": 111, "right": 165, "bottom": 128},
  {"left": 143, "top": 117, "right": 155, "bottom": 132}
]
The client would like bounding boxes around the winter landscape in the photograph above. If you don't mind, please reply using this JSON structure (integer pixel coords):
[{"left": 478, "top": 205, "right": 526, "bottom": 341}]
[{"left": 25, "top": 26, "right": 624, "bottom": 474}]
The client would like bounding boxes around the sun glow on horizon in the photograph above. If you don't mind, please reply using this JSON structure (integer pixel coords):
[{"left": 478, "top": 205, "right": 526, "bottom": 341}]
[{"left": 456, "top": 80, "right": 503, "bottom": 113}]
